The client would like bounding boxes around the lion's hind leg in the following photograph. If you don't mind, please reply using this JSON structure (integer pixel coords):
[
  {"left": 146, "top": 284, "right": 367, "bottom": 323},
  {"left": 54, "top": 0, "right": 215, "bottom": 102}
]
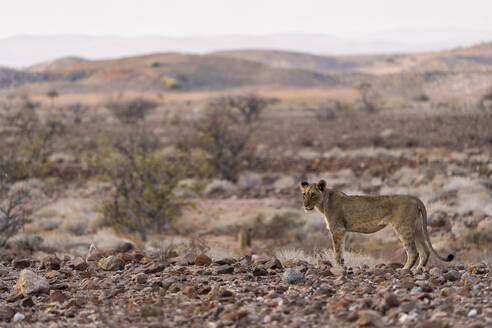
[
  {"left": 415, "top": 225, "right": 430, "bottom": 269},
  {"left": 393, "top": 224, "right": 419, "bottom": 270}
]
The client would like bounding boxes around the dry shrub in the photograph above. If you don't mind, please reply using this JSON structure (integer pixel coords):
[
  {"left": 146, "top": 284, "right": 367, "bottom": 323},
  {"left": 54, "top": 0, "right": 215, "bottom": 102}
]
[
  {"left": 106, "top": 98, "right": 159, "bottom": 124},
  {"left": 192, "top": 105, "right": 253, "bottom": 182},
  {"left": 275, "top": 248, "right": 383, "bottom": 268},
  {"left": 357, "top": 82, "right": 383, "bottom": 113},
  {"left": 99, "top": 133, "right": 190, "bottom": 242},
  {"left": 0, "top": 174, "right": 31, "bottom": 247},
  {"left": 251, "top": 212, "right": 301, "bottom": 239},
  {"left": 1, "top": 107, "right": 63, "bottom": 180}
]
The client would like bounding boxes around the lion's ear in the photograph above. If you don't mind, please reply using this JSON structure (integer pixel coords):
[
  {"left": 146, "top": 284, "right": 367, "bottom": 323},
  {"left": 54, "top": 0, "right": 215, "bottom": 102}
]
[
  {"left": 316, "top": 179, "right": 327, "bottom": 192},
  {"left": 300, "top": 181, "right": 309, "bottom": 191}
]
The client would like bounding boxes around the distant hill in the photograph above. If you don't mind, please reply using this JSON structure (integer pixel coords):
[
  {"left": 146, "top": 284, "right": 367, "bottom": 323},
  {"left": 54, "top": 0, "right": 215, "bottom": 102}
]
[
  {"left": 1, "top": 32, "right": 490, "bottom": 68},
  {"left": 27, "top": 56, "right": 87, "bottom": 72},
  {"left": 212, "top": 50, "right": 360, "bottom": 73},
  {"left": 0, "top": 42, "right": 491, "bottom": 98},
  {"left": 2, "top": 52, "right": 340, "bottom": 93}
]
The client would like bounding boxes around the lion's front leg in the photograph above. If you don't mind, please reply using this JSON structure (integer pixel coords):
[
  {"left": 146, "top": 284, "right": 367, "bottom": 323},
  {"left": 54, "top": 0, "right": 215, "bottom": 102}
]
[{"left": 330, "top": 229, "right": 346, "bottom": 267}]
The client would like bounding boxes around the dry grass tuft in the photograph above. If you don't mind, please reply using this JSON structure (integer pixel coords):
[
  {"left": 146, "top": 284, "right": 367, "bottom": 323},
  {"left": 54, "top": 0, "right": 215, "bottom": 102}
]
[{"left": 275, "top": 247, "right": 384, "bottom": 268}]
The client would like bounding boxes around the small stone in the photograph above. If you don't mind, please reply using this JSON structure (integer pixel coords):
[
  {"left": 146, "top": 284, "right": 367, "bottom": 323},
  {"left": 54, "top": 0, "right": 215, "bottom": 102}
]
[
  {"left": 168, "top": 282, "right": 182, "bottom": 293},
  {"left": 117, "top": 252, "right": 135, "bottom": 263},
  {"left": 356, "top": 310, "right": 384, "bottom": 327},
  {"left": 316, "top": 286, "right": 335, "bottom": 296},
  {"left": 12, "top": 269, "right": 50, "bottom": 297},
  {"left": 21, "top": 297, "right": 34, "bottom": 307},
  {"left": 468, "top": 263, "right": 488, "bottom": 274},
  {"left": 467, "top": 309, "right": 477, "bottom": 317},
  {"left": 136, "top": 273, "right": 148, "bottom": 284},
  {"left": 466, "top": 323, "right": 484, "bottom": 328},
  {"left": 51, "top": 283, "right": 69, "bottom": 290},
  {"left": 0, "top": 306, "right": 15, "bottom": 321},
  {"left": 384, "top": 293, "right": 400, "bottom": 308},
  {"left": 330, "top": 266, "right": 345, "bottom": 276},
  {"left": 13, "top": 313, "right": 25, "bottom": 322},
  {"left": 144, "top": 263, "right": 164, "bottom": 274},
  {"left": 218, "top": 288, "right": 234, "bottom": 299},
  {"left": 45, "top": 270, "right": 61, "bottom": 280},
  {"left": 98, "top": 256, "right": 125, "bottom": 271},
  {"left": 439, "top": 287, "right": 454, "bottom": 298},
  {"left": 389, "top": 262, "right": 403, "bottom": 269},
  {"left": 282, "top": 268, "right": 304, "bottom": 284},
  {"left": 0, "top": 281, "right": 8, "bottom": 292},
  {"left": 264, "top": 258, "right": 283, "bottom": 270},
  {"left": 80, "top": 271, "right": 91, "bottom": 279},
  {"left": 41, "top": 255, "right": 61, "bottom": 270},
  {"left": 13, "top": 259, "right": 31, "bottom": 269},
  {"left": 115, "top": 241, "right": 134, "bottom": 253},
  {"left": 49, "top": 290, "right": 68, "bottom": 303},
  {"left": 429, "top": 267, "right": 442, "bottom": 276},
  {"left": 443, "top": 270, "right": 461, "bottom": 282},
  {"left": 198, "top": 286, "right": 212, "bottom": 295},
  {"left": 215, "top": 258, "right": 235, "bottom": 265},
  {"left": 252, "top": 267, "right": 268, "bottom": 276},
  {"left": 69, "top": 257, "right": 88, "bottom": 271},
  {"left": 416, "top": 319, "right": 444, "bottom": 328},
  {"left": 194, "top": 254, "right": 212, "bottom": 266},
  {"left": 214, "top": 265, "right": 234, "bottom": 274}
]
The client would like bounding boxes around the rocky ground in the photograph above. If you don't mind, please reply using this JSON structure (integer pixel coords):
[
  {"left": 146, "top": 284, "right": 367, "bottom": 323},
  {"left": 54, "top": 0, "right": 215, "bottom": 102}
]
[{"left": 0, "top": 250, "right": 490, "bottom": 328}]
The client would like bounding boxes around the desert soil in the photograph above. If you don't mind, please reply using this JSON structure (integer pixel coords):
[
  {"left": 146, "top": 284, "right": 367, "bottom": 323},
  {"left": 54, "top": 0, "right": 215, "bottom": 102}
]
[{"left": 0, "top": 251, "right": 490, "bottom": 328}]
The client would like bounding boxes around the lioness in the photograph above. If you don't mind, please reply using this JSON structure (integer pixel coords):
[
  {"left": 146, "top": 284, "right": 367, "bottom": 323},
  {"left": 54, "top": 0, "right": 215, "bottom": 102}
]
[{"left": 300, "top": 180, "right": 454, "bottom": 269}]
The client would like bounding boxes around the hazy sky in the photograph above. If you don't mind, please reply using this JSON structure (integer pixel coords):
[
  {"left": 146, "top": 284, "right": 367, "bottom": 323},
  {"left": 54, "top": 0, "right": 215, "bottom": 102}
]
[{"left": 1, "top": 0, "right": 491, "bottom": 41}]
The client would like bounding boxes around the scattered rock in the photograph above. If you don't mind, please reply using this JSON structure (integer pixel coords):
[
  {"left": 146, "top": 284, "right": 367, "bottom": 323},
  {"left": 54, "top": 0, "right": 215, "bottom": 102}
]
[
  {"left": 12, "top": 269, "right": 50, "bottom": 297},
  {"left": 13, "top": 313, "right": 25, "bottom": 322},
  {"left": 218, "top": 288, "right": 234, "bottom": 299},
  {"left": 144, "top": 263, "right": 165, "bottom": 274},
  {"left": 429, "top": 267, "right": 442, "bottom": 276},
  {"left": 468, "top": 263, "right": 488, "bottom": 274},
  {"left": 0, "top": 281, "right": 9, "bottom": 292},
  {"left": 135, "top": 273, "right": 148, "bottom": 284},
  {"left": 13, "top": 259, "right": 31, "bottom": 269},
  {"left": 21, "top": 297, "right": 34, "bottom": 307},
  {"left": 98, "top": 256, "right": 125, "bottom": 271},
  {"left": 162, "top": 278, "right": 177, "bottom": 290},
  {"left": 356, "top": 310, "right": 385, "bottom": 327},
  {"left": 68, "top": 257, "right": 88, "bottom": 271},
  {"left": 282, "top": 268, "right": 304, "bottom": 284},
  {"left": 443, "top": 270, "right": 461, "bottom": 282},
  {"left": 214, "top": 265, "right": 234, "bottom": 274},
  {"left": 215, "top": 258, "right": 235, "bottom": 265},
  {"left": 115, "top": 241, "right": 135, "bottom": 253},
  {"left": 194, "top": 254, "right": 212, "bottom": 266},
  {"left": 49, "top": 290, "right": 68, "bottom": 303},
  {"left": 384, "top": 293, "right": 400, "bottom": 308},
  {"left": 252, "top": 267, "right": 268, "bottom": 276},
  {"left": 264, "top": 258, "right": 283, "bottom": 270},
  {"left": 0, "top": 307, "right": 15, "bottom": 321},
  {"left": 41, "top": 255, "right": 61, "bottom": 270},
  {"left": 330, "top": 266, "right": 345, "bottom": 276}
]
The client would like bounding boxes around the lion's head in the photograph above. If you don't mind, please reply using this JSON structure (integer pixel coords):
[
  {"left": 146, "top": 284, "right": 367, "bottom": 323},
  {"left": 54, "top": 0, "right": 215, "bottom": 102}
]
[{"left": 299, "top": 179, "right": 326, "bottom": 211}]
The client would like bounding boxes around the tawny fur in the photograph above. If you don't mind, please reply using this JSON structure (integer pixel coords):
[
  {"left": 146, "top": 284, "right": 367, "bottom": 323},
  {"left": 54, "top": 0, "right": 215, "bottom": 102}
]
[{"left": 300, "top": 180, "right": 454, "bottom": 269}]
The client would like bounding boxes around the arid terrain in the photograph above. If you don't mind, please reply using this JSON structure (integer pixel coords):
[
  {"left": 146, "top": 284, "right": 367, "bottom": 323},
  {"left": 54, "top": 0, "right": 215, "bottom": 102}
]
[{"left": 0, "top": 42, "right": 491, "bottom": 327}]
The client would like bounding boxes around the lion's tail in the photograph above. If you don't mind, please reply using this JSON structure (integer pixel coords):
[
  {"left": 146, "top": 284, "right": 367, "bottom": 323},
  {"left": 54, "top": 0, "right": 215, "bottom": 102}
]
[{"left": 417, "top": 199, "right": 454, "bottom": 262}]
